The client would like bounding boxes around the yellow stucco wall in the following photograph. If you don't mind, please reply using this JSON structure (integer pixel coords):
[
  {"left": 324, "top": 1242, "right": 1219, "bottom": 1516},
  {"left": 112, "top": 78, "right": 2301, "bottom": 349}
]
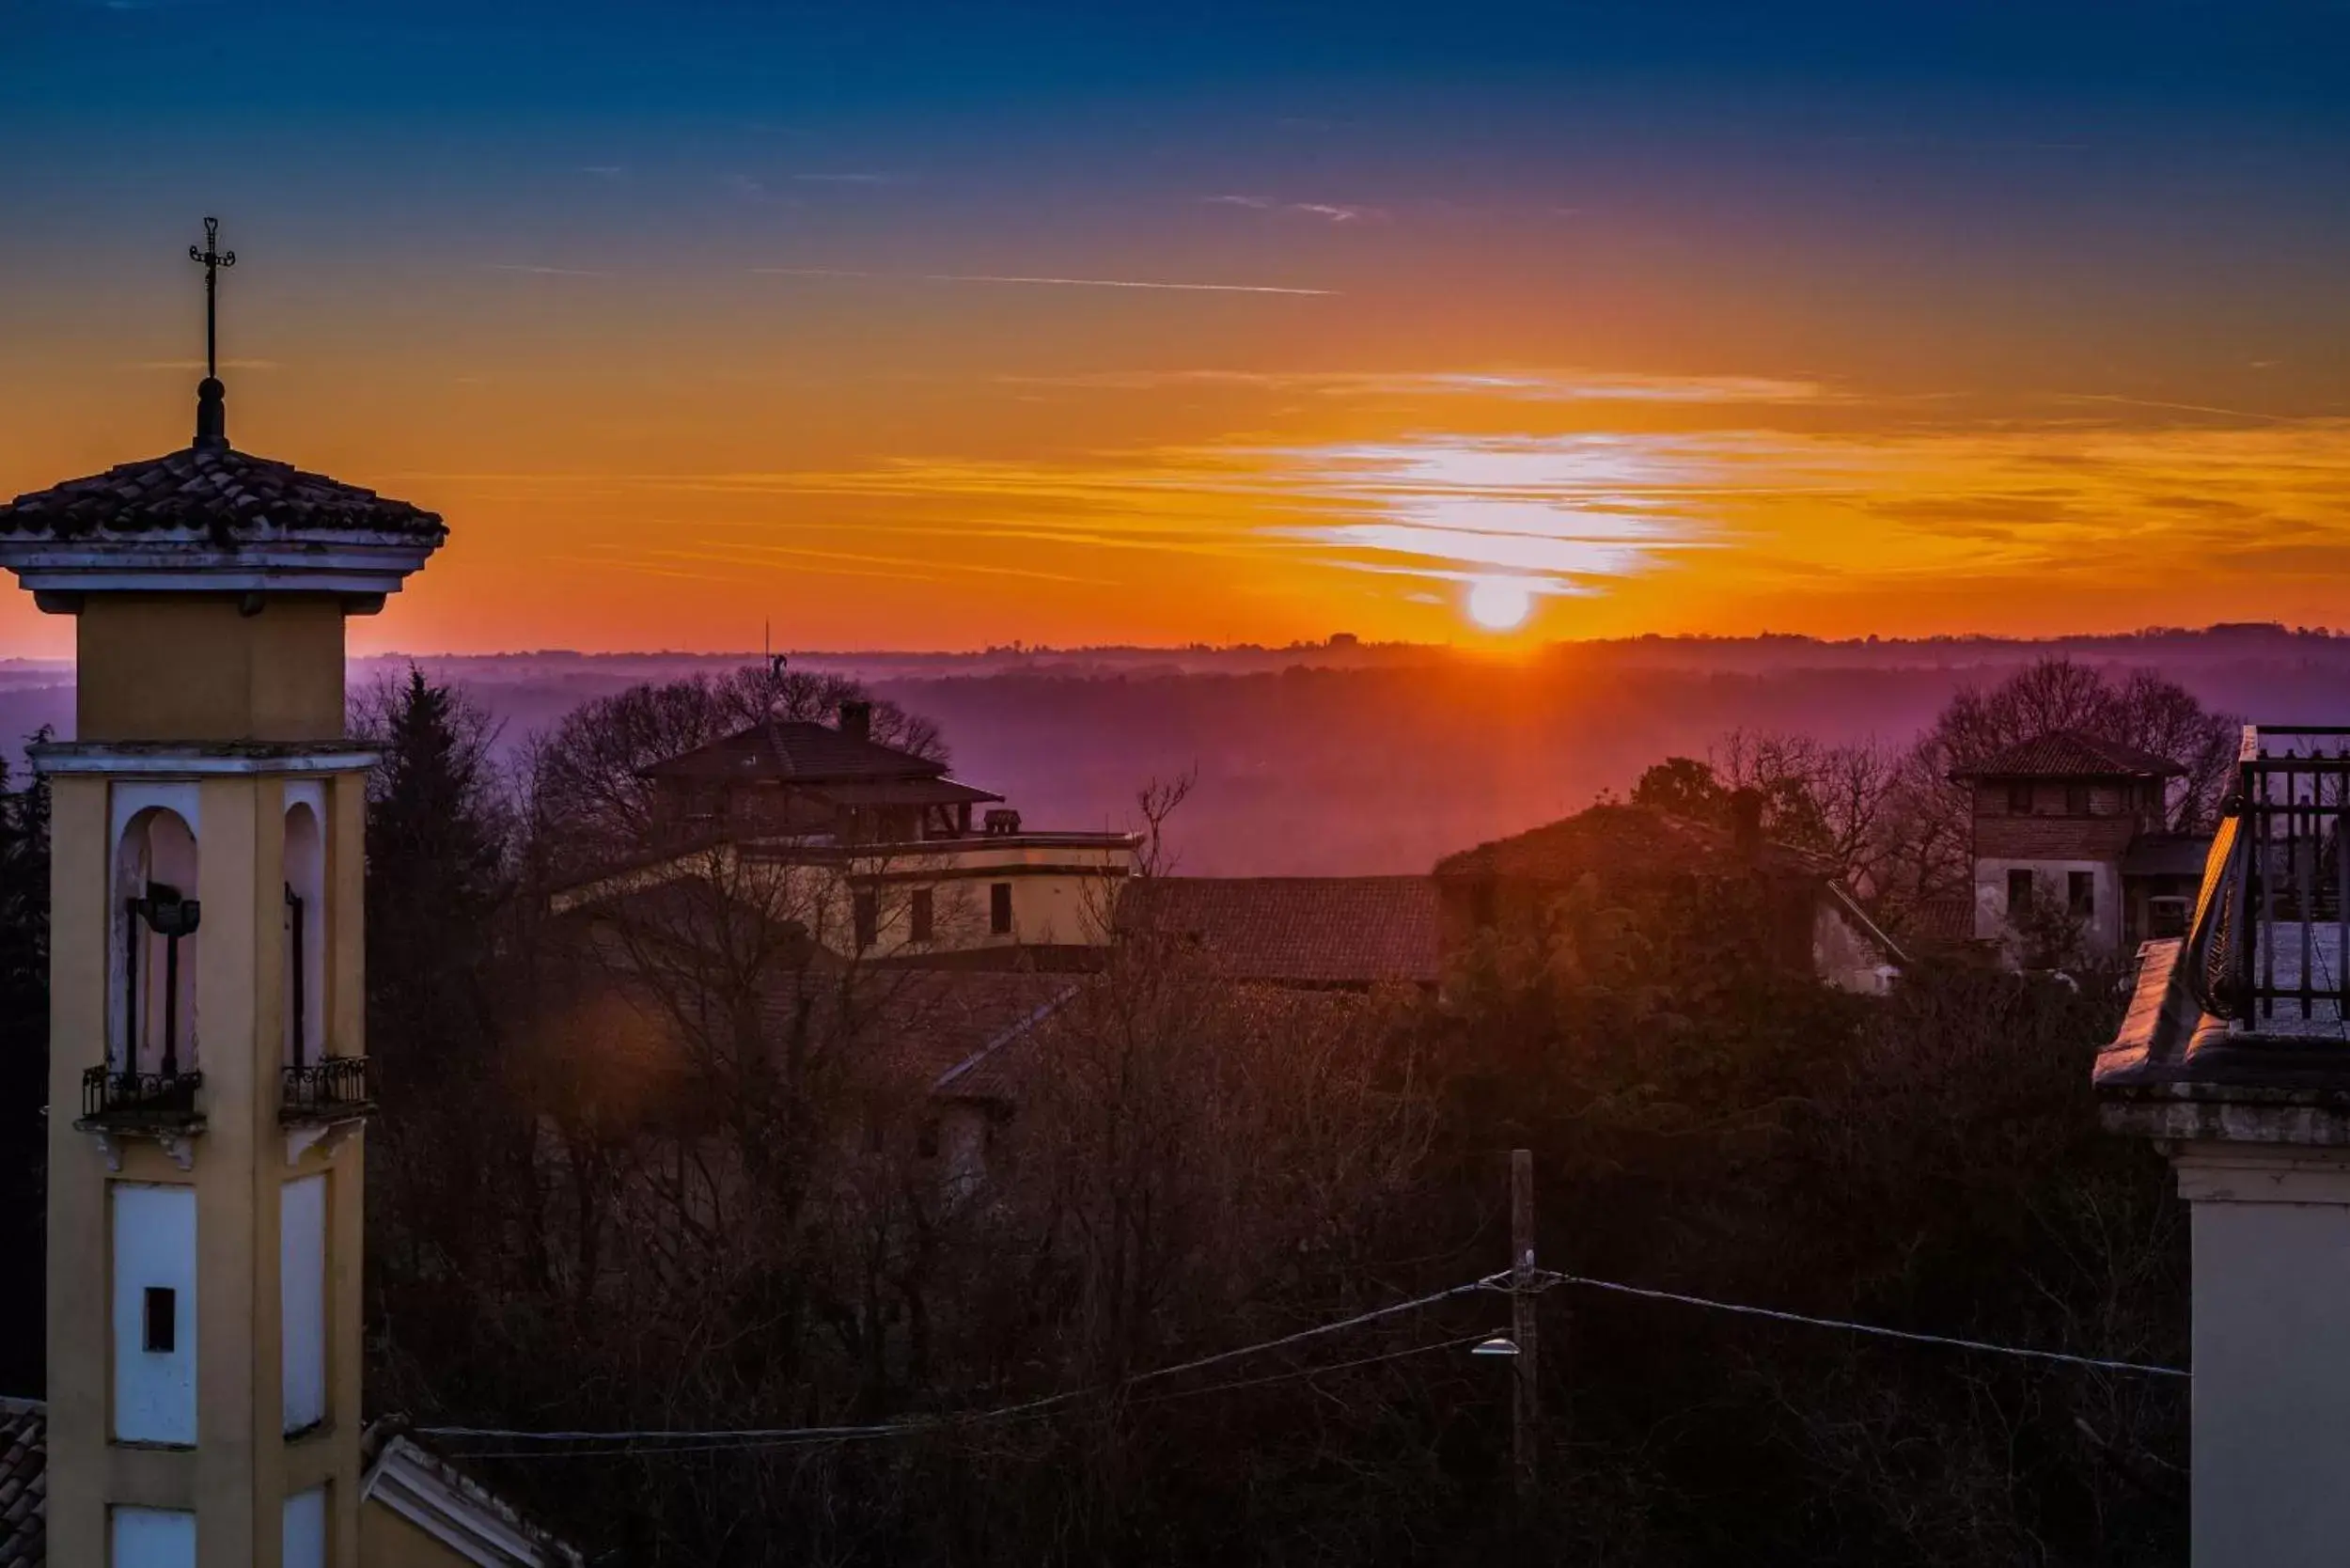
[
  {"left": 359, "top": 1494, "right": 489, "bottom": 1568},
  {"left": 76, "top": 595, "right": 348, "bottom": 742},
  {"left": 46, "top": 767, "right": 372, "bottom": 1566}
]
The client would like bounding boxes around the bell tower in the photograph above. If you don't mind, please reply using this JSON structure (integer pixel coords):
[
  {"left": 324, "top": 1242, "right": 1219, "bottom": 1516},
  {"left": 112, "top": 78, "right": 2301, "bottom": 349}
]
[{"left": 0, "top": 219, "right": 446, "bottom": 1568}]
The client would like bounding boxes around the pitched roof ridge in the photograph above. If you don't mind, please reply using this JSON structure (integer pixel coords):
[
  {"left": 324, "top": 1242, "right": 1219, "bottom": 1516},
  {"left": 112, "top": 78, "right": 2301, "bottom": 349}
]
[
  {"left": 932, "top": 983, "right": 1080, "bottom": 1093},
  {"left": 1954, "top": 728, "right": 2185, "bottom": 778}
]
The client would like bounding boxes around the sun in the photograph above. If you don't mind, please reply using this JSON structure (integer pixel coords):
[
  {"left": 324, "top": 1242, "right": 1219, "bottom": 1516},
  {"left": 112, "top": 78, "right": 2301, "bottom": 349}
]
[{"left": 1465, "top": 576, "right": 1534, "bottom": 632}]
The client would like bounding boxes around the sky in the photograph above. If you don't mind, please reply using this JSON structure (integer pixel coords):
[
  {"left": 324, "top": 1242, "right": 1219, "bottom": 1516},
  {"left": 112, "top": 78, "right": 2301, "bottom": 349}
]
[{"left": 4, "top": 0, "right": 2349, "bottom": 654}]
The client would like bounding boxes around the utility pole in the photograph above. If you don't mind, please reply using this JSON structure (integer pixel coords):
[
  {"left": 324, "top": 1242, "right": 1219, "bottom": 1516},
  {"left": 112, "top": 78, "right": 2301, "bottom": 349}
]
[{"left": 1511, "top": 1147, "right": 1539, "bottom": 1502}]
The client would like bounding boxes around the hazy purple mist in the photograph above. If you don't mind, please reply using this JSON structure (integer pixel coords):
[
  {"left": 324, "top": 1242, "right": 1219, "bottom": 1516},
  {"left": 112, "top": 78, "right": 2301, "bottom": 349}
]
[{"left": 4, "top": 630, "right": 2341, "bottom": 875}]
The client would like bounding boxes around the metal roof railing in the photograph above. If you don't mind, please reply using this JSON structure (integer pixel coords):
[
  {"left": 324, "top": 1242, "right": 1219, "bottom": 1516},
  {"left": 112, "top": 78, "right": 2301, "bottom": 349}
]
[{"left": 2186, "top": 727, "right": 2350, "bottom": 1037}]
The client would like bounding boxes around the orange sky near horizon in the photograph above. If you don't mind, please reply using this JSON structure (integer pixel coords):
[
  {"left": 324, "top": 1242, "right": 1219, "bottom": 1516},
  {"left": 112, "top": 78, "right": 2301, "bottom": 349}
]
[
  {"left": 8, "top": 1, "right": 2350, "bottom": 657},
  {"left": 8, "top": 321, "right": 2345, "bottom": 658}
]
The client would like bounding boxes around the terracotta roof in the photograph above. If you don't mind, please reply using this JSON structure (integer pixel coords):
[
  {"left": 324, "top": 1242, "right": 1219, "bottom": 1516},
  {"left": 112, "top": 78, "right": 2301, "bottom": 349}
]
[
  {"left": 761, "top": 967, "right": 1076, "bottom": 1103},
  {"left": 800, "top": 778, "right": 1004, "bottom": 808},
  {"left": 1118, "top": 877, "right": 1443, "bottom": 987},
  {"left": 0, "top": 1400, "right": 41, "bottom": 1568},
  {"left": 0, "top": 445, "right": 444, "bottom": 545},
  {"left": 1904, "top": 897, "right": 1981, "bottom": 945},
  {"left": 1432, "top": 804, "right": 1825, "bottom": 884},
  {"left": 1950, "top": 730, "right": 2185, "bottom": 781},
  {"left": 638, "top": 719, "right": 949, "bottom": 785}
]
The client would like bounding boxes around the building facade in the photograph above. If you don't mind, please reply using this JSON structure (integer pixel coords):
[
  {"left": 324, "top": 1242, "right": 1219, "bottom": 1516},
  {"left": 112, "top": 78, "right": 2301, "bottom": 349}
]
[
  {"left": 1951, "top": 731, "right": 2209, "bottom": 963},
  {"left": 562, "top": 702, "right": 1139, "bottom": 965},
  {"left": 0, "top": 272, "right": 572, "bottom": 1565}
]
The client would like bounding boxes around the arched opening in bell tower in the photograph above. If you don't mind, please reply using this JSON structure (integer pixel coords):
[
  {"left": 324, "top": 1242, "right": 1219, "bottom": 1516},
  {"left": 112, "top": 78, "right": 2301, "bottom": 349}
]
[
  {"left": 283, "top": 798, "right": 325, "bottom": 1068},
  {"left": 113, "top": 805, "right": 201, "bottom": 1080}
]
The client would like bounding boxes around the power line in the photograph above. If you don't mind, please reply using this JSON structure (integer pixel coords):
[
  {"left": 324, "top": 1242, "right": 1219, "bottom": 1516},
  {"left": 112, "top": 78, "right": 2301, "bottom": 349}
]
[
  {"left": 1540, "top": 1271, "right": 2190, "bottom": 1379},
  {"left": 420, "top": 1263, "right": 2189, "bottom": 1459},
  {"left": 445, "top": 1335, "right": 1500, "bottom": 1461},
  {"left": 422, "top": 1273, "right": 1508, "bottom": 1450}
]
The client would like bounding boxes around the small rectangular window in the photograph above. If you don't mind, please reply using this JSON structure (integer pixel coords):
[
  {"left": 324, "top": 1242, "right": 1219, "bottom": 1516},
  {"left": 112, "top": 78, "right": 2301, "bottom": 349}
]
[
  {"left": 990, "top": 882, "right": 1013, "bottom": 935},
  {"left": 2065, "top": 784, "right": 2092, "bottom": 816},
  {"left": 2007, "top": 782, "right": 2034, "bottom": 814},
  {"left": 2068, "top": 870, "right": 2094, "bottom": 917},
  {"left": 2150, "top": 897, "right": 2190, "bottom": 939},
  {"left": 143, "top": 1287, "right": 176, "bottom": 1354},
  {"left": 853, "top": 889, "right": 878, "bottom": 949},
  {"left": 910, "top": 888, "right": 934, "bottom": 944},
  {"left": 2007, "top": 869, "right": 2035, "bottom": 916}
]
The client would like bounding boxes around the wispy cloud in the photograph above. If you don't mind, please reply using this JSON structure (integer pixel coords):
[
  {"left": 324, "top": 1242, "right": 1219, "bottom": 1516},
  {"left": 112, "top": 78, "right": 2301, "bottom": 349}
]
[
  {"left": 483, "top": 263, "right": 608, "bottom": 277},
  {"left": 750, "top": 268, "right": 1335, "bottom": 297},
  {"left": 791, "top": 172, "right": 905, "bottom": 185},
  {"left": 579, "top": 165, "right": 625, "bottom": 179},
  {"left": 1202, "top": 195, "right": 1386, "bottom": 223},
  {"left": 995, "top": 368, "right": 1839, "bottom": 403},
  {"left": 133, "top": 357, "right": 279, "bottom": 371}
]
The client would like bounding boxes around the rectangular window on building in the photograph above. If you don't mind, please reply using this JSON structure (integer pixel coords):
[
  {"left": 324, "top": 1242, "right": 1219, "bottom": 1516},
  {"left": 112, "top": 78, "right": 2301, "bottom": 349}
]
[
  {"left": 2007, "top": 782, "right": 2034, "bottom": 814},
  {"left": 113, "top": 1183, "right": 196, "bottom": 1445},
  {"left": 282, "top": 1486, "right": 328, "bottom": 1568},
  {"left": 910, "top": 887, "right": 934, "bottom": 944},
  {"left": 2151, "top": 897, "right": 2190, "bottom": 939},
  {"left": 853, "top": 889, "right": 878, "bottom": 949},
  {"left": 990, "top": 882, "right": 1013, "bottom": 935},
  {"left": 111, "top": 1507, "right": 196, "bottom": 1568},
  {"left": 2065, "top": 784, "right": 2092, "bottom": 816},
  {"left": 2068, "top": 871, "right": 2095, "bottom": 917},
  {"left": 2007, "top": 869, "right": 2035, "bottom": 915},
  {"left": 282, "top": 1174, "right": 327, "bottom": 1434}
]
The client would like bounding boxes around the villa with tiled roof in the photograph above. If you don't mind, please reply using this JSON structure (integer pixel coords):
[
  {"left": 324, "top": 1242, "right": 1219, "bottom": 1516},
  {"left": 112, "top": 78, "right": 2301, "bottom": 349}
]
[{"left": 1950, "top": 729, "right": 2210, "bottom": 959}]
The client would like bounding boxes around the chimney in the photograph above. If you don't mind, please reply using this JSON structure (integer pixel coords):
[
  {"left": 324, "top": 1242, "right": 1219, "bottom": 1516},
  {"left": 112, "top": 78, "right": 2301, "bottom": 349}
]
[
  {"left": 838, "top": 699, "right": 872, "bottom": 742},
  {"left": 1728, "top": 788, "right": 1765, "bottom": 862}
]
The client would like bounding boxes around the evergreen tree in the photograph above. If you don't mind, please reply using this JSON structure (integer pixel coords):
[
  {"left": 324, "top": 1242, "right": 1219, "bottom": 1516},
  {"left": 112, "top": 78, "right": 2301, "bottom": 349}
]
[
  {"left": 0, "top": 732, "right": 50, "bottom": 1396},
  {"left": 363, "top": 668, "right": 507, "bottom": 1084}
]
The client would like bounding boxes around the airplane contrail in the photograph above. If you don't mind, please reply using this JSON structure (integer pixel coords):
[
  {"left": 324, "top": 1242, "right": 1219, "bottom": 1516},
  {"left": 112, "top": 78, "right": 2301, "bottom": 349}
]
[{"left": 751, "top": 267, "right": 1334, "bottom": 296}]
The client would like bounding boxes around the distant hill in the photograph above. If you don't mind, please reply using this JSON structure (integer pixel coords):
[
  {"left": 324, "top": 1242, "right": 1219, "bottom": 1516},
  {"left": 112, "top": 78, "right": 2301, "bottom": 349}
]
[{"left": 6, "top": 626, "right": 2343, "bottom": 874}]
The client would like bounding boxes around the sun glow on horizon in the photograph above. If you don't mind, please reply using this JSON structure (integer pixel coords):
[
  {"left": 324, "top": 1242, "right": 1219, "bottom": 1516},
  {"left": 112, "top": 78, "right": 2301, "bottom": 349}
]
[{"left": 1465, "top": 577, "right": 1535, "bottom": 632}]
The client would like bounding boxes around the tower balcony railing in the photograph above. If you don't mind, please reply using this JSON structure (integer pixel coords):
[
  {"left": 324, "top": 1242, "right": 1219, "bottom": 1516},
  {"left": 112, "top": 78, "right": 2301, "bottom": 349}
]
[
  {"left": 2186, "top": 727, "right": 2350, "bottom": 1037},
  {"left": 281, "top": 1055, "right": 377, "bottom": 1122},
  {"left": 80, "top": 1064, "right": 205, "bottom": 1129}
]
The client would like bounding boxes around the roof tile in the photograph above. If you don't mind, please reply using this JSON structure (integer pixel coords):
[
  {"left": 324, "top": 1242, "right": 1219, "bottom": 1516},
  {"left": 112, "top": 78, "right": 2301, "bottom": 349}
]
[
  {"left": 0, "top": 444, "right": 443, "bottom": 544},
  {"left": 0, "top": 1400, "right": 44, "bottom": 1568},
  {"left": 1951, "top": 730, "right": 2185, "bottom": 780},
  {"left": 638, "top": 720, "right": 950, "bottom": 785},
  {"left": 1117, "top": 877, "right": 1442, "bottom": 987}
]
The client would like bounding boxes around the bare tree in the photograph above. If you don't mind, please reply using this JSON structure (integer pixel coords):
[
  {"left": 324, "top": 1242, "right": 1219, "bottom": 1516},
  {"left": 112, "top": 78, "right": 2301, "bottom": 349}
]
[
  {"left": 1132, "top": 767, "right": 1198, "bottom": 878},
  {"left": 525, "top": 665, "right": 946, "bottom": 875}
]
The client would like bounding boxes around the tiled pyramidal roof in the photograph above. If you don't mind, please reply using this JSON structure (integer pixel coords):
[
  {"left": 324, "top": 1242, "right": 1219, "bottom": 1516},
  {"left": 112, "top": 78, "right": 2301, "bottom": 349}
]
[
  {"left": 0, "top": 1400, "right": 43, "bottom": 1568},
  {"left": 1952, "top": 729, "right": 2185, "bottom": 780},
  {"left": 0, "top": 445, "right": 444, "bottom": 546},
  {"left": 638, "top": 719, "right": 951, "bottom": 784}
]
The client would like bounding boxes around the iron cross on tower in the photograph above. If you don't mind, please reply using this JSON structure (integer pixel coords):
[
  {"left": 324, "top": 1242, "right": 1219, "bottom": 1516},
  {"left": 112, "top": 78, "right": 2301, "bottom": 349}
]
[{"left": 188, "top": 215, "right": 236, "bottom": 381}]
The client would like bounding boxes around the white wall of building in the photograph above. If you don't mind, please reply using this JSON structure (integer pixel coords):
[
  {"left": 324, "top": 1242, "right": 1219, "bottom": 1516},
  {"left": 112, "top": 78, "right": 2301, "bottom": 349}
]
[
  {"left": 2178, "top": 1150, "right": 2350, "bottom": 1568},
  {"left": 111, "top": 1506, "right": 196, "bottom": 1567},
  {"left": 1970, "top": 856, "right": 2123, "bottom": 956},
  {"left": 282, "top": 1172, "right": 328, "bottom": 1433},
  {"left": 112, "top": 1182, "right": 196, "bottom": 1445}
]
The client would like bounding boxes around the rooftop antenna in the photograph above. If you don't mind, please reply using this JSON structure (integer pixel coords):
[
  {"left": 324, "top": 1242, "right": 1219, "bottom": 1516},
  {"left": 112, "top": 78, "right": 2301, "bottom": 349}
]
[{"left": 760, "top": 620, "right": 787, "bottom": 714}]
